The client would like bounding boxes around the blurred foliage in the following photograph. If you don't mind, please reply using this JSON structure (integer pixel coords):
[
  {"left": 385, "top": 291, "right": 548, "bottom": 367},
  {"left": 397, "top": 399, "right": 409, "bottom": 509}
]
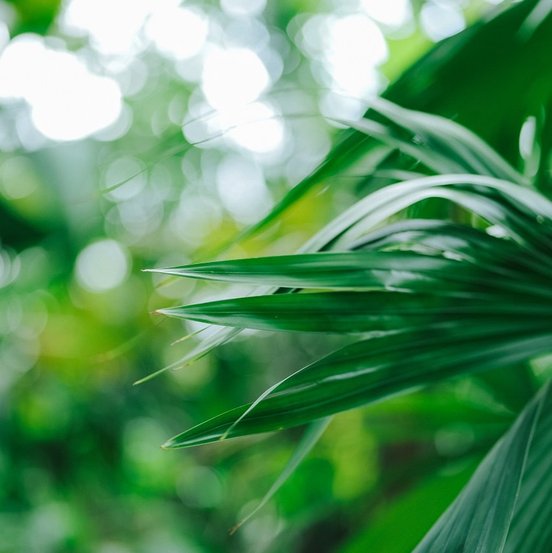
[
  {"left": 1, "top": 1, "right": 551, "bottom": 552},
  {"left": 5, "top": 0, "right": 62, "bottom": 35}
]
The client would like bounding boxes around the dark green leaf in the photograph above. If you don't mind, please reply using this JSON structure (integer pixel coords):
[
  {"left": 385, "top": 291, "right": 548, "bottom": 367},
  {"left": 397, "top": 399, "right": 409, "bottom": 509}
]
[
  {"left": 159, "top": 291, "right": 552, "bottom": 334},
  {"left": 163, "top": 328, "right": 552, "bottom": 448},
  {"left": 414, "top": 381, "right": 552, "bottom": 553}
]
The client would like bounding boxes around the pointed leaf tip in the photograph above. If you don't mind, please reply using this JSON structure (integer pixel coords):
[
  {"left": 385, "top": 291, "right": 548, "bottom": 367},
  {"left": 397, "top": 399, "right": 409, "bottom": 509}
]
[{"left": 155, "top": 307, "right": 177, "bottom": 316}]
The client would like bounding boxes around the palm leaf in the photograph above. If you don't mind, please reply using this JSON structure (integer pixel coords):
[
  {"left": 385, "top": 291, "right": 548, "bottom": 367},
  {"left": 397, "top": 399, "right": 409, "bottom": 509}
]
[
  {"left": 413, "top": 381, "right": 552, "bottom": 552},
  {"left": 340, "top": 98, "right": 526, "bottom": 184},
  {"left": 163, "top": 326, "right": 552, "bottom": 448},
  {"left": 147, "top": 1, "right": 552, "bottom": 547},
  {"left": 159, "top": 290, "right": 552, "bottom": 333},
  {"left": 150, "top": 247, "right": 551, "bottom": 299}
]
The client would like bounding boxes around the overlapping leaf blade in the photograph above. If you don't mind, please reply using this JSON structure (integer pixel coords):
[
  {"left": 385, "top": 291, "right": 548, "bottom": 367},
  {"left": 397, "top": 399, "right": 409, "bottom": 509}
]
[
  {"left": 341, "top": 97, "right": 526, "bottom": 184},
  {"left": 148, "top": 172, "right": 552, "bottom": 381},
  {"left": 163, "top": 324, "right": 552, "bottom": 448},
  {"left": 149, "top": 251, "right": 462, "bottom": 289},
  {"left": 151, "top": 247, "right": 552, "bottom": 299},
  {"left": 296, "top": 174, "right": 552, "bottom": 254}
]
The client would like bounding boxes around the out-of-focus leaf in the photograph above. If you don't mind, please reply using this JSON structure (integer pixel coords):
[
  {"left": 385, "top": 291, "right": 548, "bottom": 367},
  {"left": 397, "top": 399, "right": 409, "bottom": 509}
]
[
  {"left": 502, "top": 388, "right": 552, "bottom": 552},
  {"left": 0, "top": 201, "right": 47, "bottom": 250},
  {"left": 133, "top": 326, "right": 240, "bottom": 385},
  {"left": 7, "top": 0, "right": 62, "bottom": 35},
  {"left": 230, "top": 417, "right": 331, "bottom": 534},
  {"left": 520, "top": 0, "right": 552, "bottom": 36},
  {"left": 339, "top": 462, "right": 478, "bottom": 553}
]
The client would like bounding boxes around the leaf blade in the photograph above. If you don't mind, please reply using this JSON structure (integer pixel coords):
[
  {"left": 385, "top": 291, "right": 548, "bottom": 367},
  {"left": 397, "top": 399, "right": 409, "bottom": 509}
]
[
  {"left": 163, "top": 329, "right": 552, "bottom": 448},
  {"left": 414, "top": 381, "right": 552, "bottom": 553}
]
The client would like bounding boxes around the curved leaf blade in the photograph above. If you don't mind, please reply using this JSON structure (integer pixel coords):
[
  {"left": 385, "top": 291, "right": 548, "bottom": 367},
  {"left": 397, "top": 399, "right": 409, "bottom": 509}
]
[
  {"left": 414, "top": 381, "right": 552, "bottom": 553},
  {"left": 163, "top": 327, "right": 552, "bottom": 448}
]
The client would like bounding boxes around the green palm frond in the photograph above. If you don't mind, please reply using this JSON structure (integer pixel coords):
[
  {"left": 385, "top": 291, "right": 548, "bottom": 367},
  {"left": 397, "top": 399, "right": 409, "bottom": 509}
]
[
  {"left": 149, "top": 94, "right": 552, "bottom": 546},
  {"left": 152, "top": 162, "right": 552, "bottom": 444},
  {"left": 147, "top": 1, "right": 552, "bottom": 545}
]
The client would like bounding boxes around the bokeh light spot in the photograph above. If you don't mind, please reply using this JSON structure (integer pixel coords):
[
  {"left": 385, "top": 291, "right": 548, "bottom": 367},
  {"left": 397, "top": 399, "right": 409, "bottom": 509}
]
[
  {"left": 146, "top": 5, "right": 208, "bottom": 59},
  {"left": 326, "top": 14, "right": 388, "bottom": 97},
  {"left": 421, "top": 1, "right": 466, "bottom": 41},
  {"left": 361, "top": 0, "right": 412, "bottom": 28},
  {"left": 216, "top": 154, "right": 272, "bottom": 223},
  {"left": 202, "top": 47, "right": 270, "bottom": 110},
  {"left": 224, "top": 102, "right": 285, "bottom": 154},
  {"left": 60, "top": 0, "right": 152, "bottom": 57},
  {"left": 220, "top": 0, "right": 266, "bottom": 17},
  {"left": 75, "top": 240, "right": 130, "bottom": 292},
  {"left": 0, "top": 35, "right": 122, "bottom": 141}
]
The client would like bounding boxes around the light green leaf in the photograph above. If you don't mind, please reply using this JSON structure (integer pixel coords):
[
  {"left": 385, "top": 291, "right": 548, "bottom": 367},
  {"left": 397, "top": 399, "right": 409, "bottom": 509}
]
[
  {"left": 342, "top": 98, "right": 527, "bottom": 185},
  {"left": 297, "top": 174, "right": 552, "bottom": 254},
  {"left": 133, "top": 326, "right": 240, "bottom": 385},
  {"left": 230, "top": 417, "right": 331, "bottom": 534}
]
